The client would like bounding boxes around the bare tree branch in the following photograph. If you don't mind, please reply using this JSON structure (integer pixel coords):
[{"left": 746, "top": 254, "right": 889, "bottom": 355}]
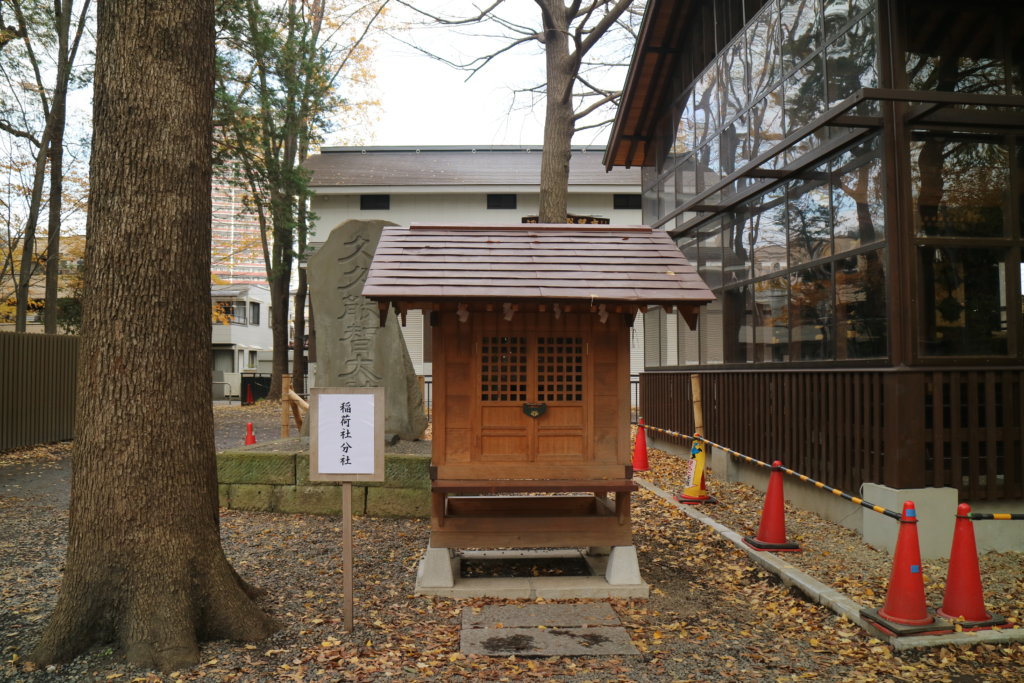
[
  {"left": 571, "top": 89, "right": 618, "bottom": 122},
  {"left": 0, "top": 119, "right": 39, "bottom": 146}
]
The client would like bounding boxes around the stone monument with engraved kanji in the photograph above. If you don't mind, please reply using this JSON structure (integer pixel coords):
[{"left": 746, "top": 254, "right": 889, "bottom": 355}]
[{"left": 308, "top": 219, "right": 427, "bottom": 441}]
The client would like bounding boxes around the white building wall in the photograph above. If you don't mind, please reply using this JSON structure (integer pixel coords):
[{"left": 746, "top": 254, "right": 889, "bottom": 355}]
[
  {"left": 309, "top": 189, "right": 642, "bottom": 243},
  {"left": 310, "top": 189, "right": 645, "bottom": 375}
]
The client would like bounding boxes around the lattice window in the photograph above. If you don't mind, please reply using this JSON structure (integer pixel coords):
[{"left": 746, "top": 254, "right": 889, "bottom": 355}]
[
  {"left": 481, "top": 336, "right": 527, "bottom": 401},
  {"left": 537, "top": 336, "right": 584, "bottom": 402}
]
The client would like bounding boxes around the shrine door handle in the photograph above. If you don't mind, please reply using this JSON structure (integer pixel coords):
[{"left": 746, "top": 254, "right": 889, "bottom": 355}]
[{"left": 522, "top": 402, "right": 548, "bottom": 418}]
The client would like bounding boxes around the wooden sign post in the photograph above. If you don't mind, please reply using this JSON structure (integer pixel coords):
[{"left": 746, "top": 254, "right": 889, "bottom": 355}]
[{"left": 309, "top": 387, "right": 385, "bottom": 633}]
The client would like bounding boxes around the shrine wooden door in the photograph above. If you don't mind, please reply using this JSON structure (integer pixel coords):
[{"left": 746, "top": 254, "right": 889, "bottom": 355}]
[
  {"left": 477, "top": 327, "right": 588, "bottom": 464},
  {"left": 432, "top": 307, "right": 631, "bottom": 481}
]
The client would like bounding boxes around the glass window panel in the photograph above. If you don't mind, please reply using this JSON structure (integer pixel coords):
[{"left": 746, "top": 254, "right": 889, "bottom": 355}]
[
  {"left": 919, "top": 247, "right": 1009, "bottom": 356},
  {"left": 723, "top": 211, "right": 753, "bottom": 286},
  {"left": 1014, "top": 41, "right": 1024, "bottom": 96},
  {"left": 904, "top": 6, "right": 1007, "bottom": 96},
  {"left": 699, "top": 298, "right": 725, "bottom": 364},
  {"left": 823, "top": 0, "right": 872, "bottom": 40},
  {"left": 677, "top": 236, "right": 699, "bottom": 270},
  {"left": 835, "top": 249, "right": 887, "bottom": 359},
  {"left": 723, "top": 36, "right": 748, "bottom": 124},
  {"left": 693, "top": 65, "right": 722, "bottom": 145},
  {"left": 754, "top": 276, "right": 791, "bottom": 362},
  {"left": 790, "top": 263, "right": 835, "bottom": 360},
  {"left": 658, "top": 172, "right": 675, "bottom": 220},
  {"left": 676, "top": 89, "right": 695, "bottom": 155},
  {"left": 720, "top": 113, "right": 748, "bottom": 179},
  {"left": 831, "top": 136, "right": 884, "bottom": 250},
  {"left": 747, "top": 7, "right": 781, "bottom": 100},
  {"left": 748, "top": 89, "right": 786, "bottom": 168},
  {"left": 780, "top": 0, "right": 821, "bottom": 72},
  {"left": 787, "top": 168, "right": 833, "bottom": 267},
  {"left": 696, "top": 137, "right": 722, "bottom": 195},
  {"left": 642, "top": 183, "right": 659, "bottom": 222},
  {"left": 826, "top": 13, "right": 878, "bottom": 110},
  {"left": 698, "top": 221, "right": 724, "bottom": 290},
  {"left": 911, "top": 135, "right": 1009, "bottom": 238},
  {"left": 750, "top": 186, "right": 788, "bottom": 278},
  {"left": 676, "top": 155, "right": 699, "bottom": 205},
  {"left": 723, "top": 285, "right": 754, "bottom": 363},
  {"left": 784, "top": 56, "right": 826, "bottom": 137}
]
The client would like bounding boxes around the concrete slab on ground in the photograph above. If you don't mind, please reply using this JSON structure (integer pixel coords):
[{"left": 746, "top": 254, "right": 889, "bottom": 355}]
[
  {"left": 462, "top": 603, "right": 621, "bottom": 629},
  {"left": 460, "top": 603, "right": 639, "bottom": 656}
]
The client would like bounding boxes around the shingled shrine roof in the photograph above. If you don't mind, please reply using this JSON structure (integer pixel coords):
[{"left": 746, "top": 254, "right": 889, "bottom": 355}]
[{"left": 362, "top": 224, "right": 714, "bottom": 312}]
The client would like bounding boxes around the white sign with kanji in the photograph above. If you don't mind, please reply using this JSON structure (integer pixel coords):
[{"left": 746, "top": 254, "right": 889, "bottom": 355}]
[{"left": 310, "top": 387, "right": 384, "bottom": 482}]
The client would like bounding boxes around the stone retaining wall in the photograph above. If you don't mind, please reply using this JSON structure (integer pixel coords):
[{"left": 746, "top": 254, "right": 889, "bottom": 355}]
[{"left": 217, "top": 437, "right": 431, "bottom": 517}]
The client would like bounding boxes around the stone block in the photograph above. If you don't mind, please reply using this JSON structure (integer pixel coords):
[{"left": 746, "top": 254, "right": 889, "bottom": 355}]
[
  {"left": 218, "top": 484, "right": 229, "bottom": 508},
  {"left": 295, "top": 453, "right": 332, "bottom": 487},
  {"left": 217, "top": 451, "right": 296, "bottom": 485},
  {"left": 605, "top": 545, "right": 643, "bottom": 585},
  {"left": 276, "top": 484, "right": 358, "bottom": 516},
  {"left": 862, "top": 483, "right": 958, "bottom": 560},
  {"left": 358, "top": 453, "right": 431, "bottom": 489},
  {"left": 227, "top": 484, "right": 276, "bottom": 512},
  {"left": 366, "top": 486, "right": 431, "bottom": 518},
  {"left": 416, "top": 546, "right": 456, "bottom": 588}
]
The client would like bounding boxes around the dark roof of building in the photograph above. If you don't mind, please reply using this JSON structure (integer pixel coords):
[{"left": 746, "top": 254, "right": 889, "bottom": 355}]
[
  {"left": 362, "top": 224, "right": 714, "bottom": 312},
  {"left": 606, "top": 0, "right": 776, "bottom": 170},
  {"left": 305, "top": 146, "right": 640, "bottom": 188}
]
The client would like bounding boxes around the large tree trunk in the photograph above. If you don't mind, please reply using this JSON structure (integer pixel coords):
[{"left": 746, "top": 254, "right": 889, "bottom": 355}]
[
  {"left": 537, "top": 1, "right": 573, "bottom": 223},
  {"left": 30, "top": 0, "right": 277, "bottom": 671}
]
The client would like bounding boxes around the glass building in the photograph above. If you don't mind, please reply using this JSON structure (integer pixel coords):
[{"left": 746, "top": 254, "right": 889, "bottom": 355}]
[{"left": 606, "top": 0, "right": 1023, "bottom": 502}]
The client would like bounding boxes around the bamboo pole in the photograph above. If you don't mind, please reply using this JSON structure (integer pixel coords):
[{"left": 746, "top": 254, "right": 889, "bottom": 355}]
[
  {"left": 281, "top": 374, "right": 292, "bottom": 438},
  {"left": 690, "top": 373, "right": 704, "bottom": 437}
]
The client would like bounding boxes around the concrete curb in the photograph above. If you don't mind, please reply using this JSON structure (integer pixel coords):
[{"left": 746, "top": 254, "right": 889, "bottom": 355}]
[{"left": 636, "top": 478, "right": 1024, "bottom": 651}]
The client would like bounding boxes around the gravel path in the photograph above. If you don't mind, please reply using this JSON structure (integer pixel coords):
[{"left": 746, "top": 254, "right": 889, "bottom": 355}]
[{"left": 1, "top": 411, "right": 1022, "bottom": 682}]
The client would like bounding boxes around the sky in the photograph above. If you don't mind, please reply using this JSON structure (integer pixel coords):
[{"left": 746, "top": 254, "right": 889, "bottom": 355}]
[
  {"left": 356, "top": 32, "right": 548, "bottom": 147},
  {"left": 322, "top": 3, "right": 623, "bottom": 150}
]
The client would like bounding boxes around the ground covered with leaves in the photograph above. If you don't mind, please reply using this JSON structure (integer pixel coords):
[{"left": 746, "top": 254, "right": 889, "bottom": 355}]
[{"left": 2, "top": 420, "right": 1023, "bottom": 681}]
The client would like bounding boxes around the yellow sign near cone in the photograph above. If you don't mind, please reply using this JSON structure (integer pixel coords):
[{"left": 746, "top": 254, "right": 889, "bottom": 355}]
[{"left": 673, "top": 434, "right": 716, "bottom": 505}]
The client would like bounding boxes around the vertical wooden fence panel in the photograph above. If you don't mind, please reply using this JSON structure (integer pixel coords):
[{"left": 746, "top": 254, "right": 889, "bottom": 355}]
[
  {"left": 639, "top": 367, "right": 1023, "bottom": 502},
  {"left": 0, "top": 332, "right": 78, "bottom": 451}
]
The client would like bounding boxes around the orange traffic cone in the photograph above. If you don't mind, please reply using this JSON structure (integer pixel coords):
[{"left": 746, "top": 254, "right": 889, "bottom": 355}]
[
  {"left": 632, "top": 418, "right": 649, "bottom": 472},
  {"left": 245, "top": 384, "right": 254, "bottom": 405},
  {"left": 861, "top": 501, "right": 948, "bottom": 636},
  {"left": 245, "top": 422, "right": 256, "bottom": 445},
  {"left": 938, "top": 504, "right": 1005, "bottom": 629},
  {"left": 743, "top": 461, "right": 800, "bottom": 552}
]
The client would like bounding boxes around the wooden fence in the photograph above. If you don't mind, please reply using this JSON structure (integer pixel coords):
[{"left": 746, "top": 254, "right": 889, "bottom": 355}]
[
  {"left": 0, "top": 332, "right": 78, "bottom": 451},
  {"left": 640, "top": 368, "right": 1024, "bottom": 502}
]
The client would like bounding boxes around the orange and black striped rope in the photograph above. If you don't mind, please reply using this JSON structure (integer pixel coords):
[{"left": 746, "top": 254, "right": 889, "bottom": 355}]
[
  {"left": 637, "top": 422, "right": 902, "bottom": 521},
  {"left": 969, "top": 512, "right": 1024, "bottom": 521}
]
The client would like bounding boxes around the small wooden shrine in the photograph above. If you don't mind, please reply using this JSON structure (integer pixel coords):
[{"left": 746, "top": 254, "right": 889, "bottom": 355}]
[{"left": 363, "top": 223, "right": 713, "bottom": 554}]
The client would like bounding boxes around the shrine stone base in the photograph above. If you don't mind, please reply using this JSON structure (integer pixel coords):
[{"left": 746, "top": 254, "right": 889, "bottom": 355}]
[{"left": 414, "top": 546, "right": 650, "bottom": 599}]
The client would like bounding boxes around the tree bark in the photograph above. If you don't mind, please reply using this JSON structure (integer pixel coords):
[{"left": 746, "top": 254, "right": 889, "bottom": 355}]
[
  {"left": 537, "top": 0, "right": 573, "bottom": 223},
  {"left": 43, "top": 104, "right": 65, "bottom": 335},
  {"left": 30, "top": 0, "right": 277, "bottom": 671}
]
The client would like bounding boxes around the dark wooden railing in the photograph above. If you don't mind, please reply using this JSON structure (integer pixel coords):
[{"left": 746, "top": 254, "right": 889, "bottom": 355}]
[{"left": 640, "top": 368, "right": 1023, "bottom": 502}]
